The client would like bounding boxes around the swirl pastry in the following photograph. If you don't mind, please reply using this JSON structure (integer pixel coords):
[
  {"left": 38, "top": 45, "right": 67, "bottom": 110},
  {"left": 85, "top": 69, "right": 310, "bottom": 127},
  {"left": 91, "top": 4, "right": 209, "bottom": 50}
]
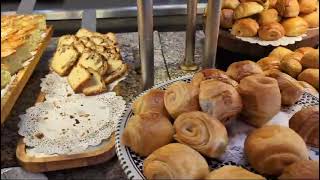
[
  {"left": 122, "top": 112, "right": 174, "bottom": 156},
  {"left": 191, "top": 68, "right": 238, "bottom": 88},
  {"left": 301, "top": 11, "right": 319, "bottom": 28},
  {"left": 298, "top": 68, "right": 319, "bottom": 90},
  {"left": 220, "top": 9, "right": 235, "bottom": 29},
  {"left": 299, "top": 0, "right": 317, "bottom": 14},
  {"left": 244, "top": 125, "right": 309, "bottom": 176},
  {"left": 268, "top": 46, "right": 293, "bottom": 60},
  {"left": 295, "top": 47, "right": 315, "bottom": 56},
  {"left": 164, "top": 81, "right": 200, "bottom": 119},
  {"left": 289, "top": 106, "right": 319, "bottom": 148},
  {"left": 282, "top": 17, "right": 308, "bottom": 37},
  {"left": 298, "top": 81, "right": 319, "bottom": 96},
  {"left": 276, "top": 0, "right": 300, "bottom": 17},
  {"left": 258, "top": 9, "right": 280, "bottom": 25},
  {"left": 258, "top": 22, "right": 285, "bottom": 41},
  {"left": 199, "top": 80, "right": 243, "bottom": 124},
  {"left": 226, "top": 60, "right": 264, "bottom": 82},
  {"left": 205, "top": 165, "right": 266, "bottom": 180},
  {"left": 173, "top": 111, "right": 228, "bottom": 158},
  {"left": 222, "top": 0, "right": 240, "bottom": 9},
  {"left": 280, "top": 57, "right": 302, "bottom": 78},
  {"left": 238, "top": 75, "right": 281, "bottom": 127},
  {"left": 234, "top": 2, "right": 264, "bottom": 19},
  {"left": 231, "top": 18, "right": 259, "bottom": 37},
  {"left": 300, "top": 49, "right": 319, "bottom": 69},
  {"left": 279, "top": 160, "right": 319, "bottom": 180},
  {"left": 143, "top": 143, "right": 210, "bottom": 180},
  {"left": 132, "top": 89, "right": 169, "bottom": 117},
  {"left": 257, "top": 56, "right": 281, "bottom": 71}
]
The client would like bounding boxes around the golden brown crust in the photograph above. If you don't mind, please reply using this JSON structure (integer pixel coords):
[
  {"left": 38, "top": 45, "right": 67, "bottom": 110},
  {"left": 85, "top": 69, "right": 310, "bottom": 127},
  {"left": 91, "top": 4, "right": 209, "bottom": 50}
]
[
  {"left": 300, "top": 49, "right": 319, "bottom": 69},
  {"left": 222, "top": 0, "right": 241, "bottom": 9},
  {"left": 295, "top": 47, "right": 315, "bottom": 55},
  {"left": 301, "top": 11, "right": 319, "bottom": 28},
  {"left": 282, "top": 17, "right": 308, "bottom": 37},
  {"left": 220, "top": 9, "right": 235, "bottom": 29},
  {"left": 257, "top": 56, "right": 281, "bottom": 71},
  {"left": 205, "top": 165, "right": 266, "bottom": 180},
  {"left": 276, "top": 0, "right": 300, "bottom": 17},
  {"left": 298, "top": 81, "right": 319, "bottom": 96},
  {"left": 280, "top": 57, "right": 302, "bottom": 78},
  {"left": 191, "top": 68, "right": 238, "bottom": 88},
  {"left": 279, "top": 160, "right": 319, "bottom": 180},
  {"left": 231, "top": 18, "right": 260, "bottom": 37},
  {"left": 258, "top": 9, "right": 280, "bottom": 25},
  {"left": 234, "top": 2, "right": 264, "bottom": 19},
  {"left": 258, "top": 22, "right": 285, "bottom": 41},
  {"left": 269, "top": 46, "right": 293, "bottom": 60},
  {"left": 299, "top": 0, "right": 318, "bottom": 14},
  {"left": 298, "top": 68, "right": 319, "bottom": 90},
  {"left": 226, "top": 60, "right": 264, "bottom": 82}
]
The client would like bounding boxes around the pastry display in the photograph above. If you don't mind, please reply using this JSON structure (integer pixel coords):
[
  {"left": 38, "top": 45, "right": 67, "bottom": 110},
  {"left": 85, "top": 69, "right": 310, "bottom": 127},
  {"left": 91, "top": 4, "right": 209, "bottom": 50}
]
[
  {"left": 282, "top": 17, "right": 308, "bottom": 36},
  {"left": 238, "top": 75, "right": 281, "bottom": 127},
  {"left": 257, "top": 56, "right": 281, "bottom": 71},
  {"left": 258, "top": 9, "right": 280, "bottom": 25},
  {"left": 298, "top": 68, "right": 319, "bottom": 90},
  {"left": 231, "top": 18, "right": 260, "bottom": 37},
  {"left": 199, "top": 80, "right": 243, "bottom": 124},
  {"left": 191, "top": 69, "right": 238, "bottom": 87},
  {"left": 244, "top": 125, "right": 309, "bottom": 176},
  {"left": 298, "top": 0, "right": 317, "bottom": 14},
  {"left": 233, "top": 2, "right": 264, "bottom": 19},
  {"left": 205, "top": 165, "right": 266, "bottom": 180},
  {"left": 173, "top": 111, "right": 228, "bottom": 158},
  {"left": 226, "top": 60, "right": 264, "bottom": 82},
  {"left": 279, "top": 160, "right": 319, "bottom": 180},
  {"left": 298, "top": 81, "right": 319, "bottom": 96},
  {"left": 280, "top": 56, "right": 302, "bottom": 78},
  {"left": 289, "top": 106, "right": 319, "bottom": 148},
  {"left": 122, "top": 112, "right": 174, "bottom": 157},
  {"left": 222, "top": 0, "right": 240, "bottom": 9},
  {"left": 300, "top": 49, "right": 319, "bottom": 69},
  {"left": 301, "top": 11, "right": 319, "bottom": 28},
  {"left": 258, "top": 22, "right": 285, "bottom": 41},
  {"left": 220, "top": 9, "right": 235, "bottom": 29},
  {"left": 268, "top": 46, "right": 293, "bottom": 60},
  {"left": 143, "top": 143, "right": 210, "bottom": 179},
  {"left": 276, "top": 0, "right": 300, "bottom": 17}
]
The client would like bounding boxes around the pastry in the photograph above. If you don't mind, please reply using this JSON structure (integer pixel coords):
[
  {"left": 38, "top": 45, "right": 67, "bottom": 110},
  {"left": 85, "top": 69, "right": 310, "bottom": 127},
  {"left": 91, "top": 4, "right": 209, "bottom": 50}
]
[
  {"left": 81, "top": 71, "right": 107, "bottom": 95},
  {"left": 191, "top": 68, "right": 238, "bottom": 88},
  {"left": 258, "top": 22, "right": 285, "bottom": 41},
  {"left": 231, "top": 18, "right": 259, "bottom": 37},
  {"left": 205, "top": 165, "right": 266, "bottom": 180},
  {"left": 299, "top": 0, "right": 317, "bottom": 14},
  {"left": 67, "top": 64, "right": 91, "bottom": 92},
  {"left": 244, "top": 125, "right": 309, "bottom": 176},
  {"left": 298, "top": 68, "right": 319, "bottom": 90},
  {"left": 300, "top": 49, "right": 319, "bottom": 69},
  {"left": 234, "top": 2, "right": 264, "bottom": 19},
  {"left": 257, "top": 56, "right": 281, "bottom": 71},
  {"left": 57, "top": 35, "right": 78, "bottom": 48},
  {"left": 301, "top": 11, "right": 319, "bottom": 28},
  {"left": 226, "top": 60, "right": 264, "bottom": 82},
  {"left": 279, "top": 160, "right": 319, "bottom": 180},
  {"left": 269, "top": 0, "right": 278, "bottom": 8},
  {"left": 295, "top": 47, "right": 315, "bottom": 55},
  {"left": 222, "top": 0, "right": 240, "bottom": 9},
  {"left": 280, "top": 57, "right": 302, "bottom": 78},
  {"left": 268, "top": 46, "right": 293, "bottom": 60},
  {"left": 173, "top": 111, "right": 228, "bottom": 158},
  {"left": 298, "top": 81, "right": 319, "bottom": 96},
  {"left": 132, "top": 89, "right": 169, "bottom": 117},
  {"left": 77, "top": 50, "right": 108, "bottom": 76},
  {"left": 104, "top": 59, "right": 128, "bottom": 84},
  {"left": 276, "top": 0, "right": 300, "bottom": 17},
  {"left": 282, "top": 51, "right": 304, "bottom": 62},
  {"left": 51, "top": 45, "right": 80, "bottom": 76},
  {"left": 199, "top": 80, "right": 243, "bottom": 124},
  {"left": 289, "top": 106, "right": 319, "bottom": 148},
  {"left": 164, "top": 81, "right": 200, "bottom": 119},
  {"left": 122, "top": 112, "right": 174, "bottom": 157},
  {"left": 245, "top": 0, "right": 270, "bottom": 9},
  {"left": 282, "top": 17, "right": 308, "bottom": 37},
  {"left": 266, "top": 70, "right": 304, "bottom": 105},
  {"left": 220, "top": 9, "right": 235, "bottom": 29},
  {"left": 238, "top": 75, "right": 281, "bottom": 127},
  {"left": 143, "top": 143, "right": 209, "bottom": 179},
  {"left": 258, "top": 9, "right": 280, "bottom": 25}
]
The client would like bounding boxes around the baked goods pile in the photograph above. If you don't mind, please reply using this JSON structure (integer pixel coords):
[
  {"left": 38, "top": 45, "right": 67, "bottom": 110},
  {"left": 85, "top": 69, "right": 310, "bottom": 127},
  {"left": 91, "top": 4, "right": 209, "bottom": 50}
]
[
  {"left": 1, "top": 14, "right": 46, "bottom": 90},
  {"left": 50, "top": 28, "right": 127, "bottom": 95},
  {"left": 207, "top": 0, "right": 319, "bottom": 41}
]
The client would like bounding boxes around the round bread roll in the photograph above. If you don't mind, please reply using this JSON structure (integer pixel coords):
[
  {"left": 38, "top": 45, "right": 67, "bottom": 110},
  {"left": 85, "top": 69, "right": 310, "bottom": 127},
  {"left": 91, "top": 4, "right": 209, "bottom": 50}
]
[
  {"left": 289, "top": 106, "right": 319, "bottom": 148},
  {"left": 222, "top": 0, "right": 240, "bottom": 9},
  {"left": 298, "top": 81, "right": 319, "bottom": 96},
  {"left": 280, "top": 58, "right": 302, "bottom": 78},
  {"left": 122, "top": 112, "right": 174, "bottom": 157},
  {"left": 276, "top": 0, "right": 300, "bottom": 17},
  {"left": 295, "top": 47, "right": 315, "bottom": 55},
  {"left": 226, "top": 60, "right": 264, "bottom": 82},
  {"left": 199, "top": 80, "right": 243, "bottom": 124},
  {"left": 191, "top": 68, "right": 238, "bottom": 88},
  {"left": 269, "top": 46, "right": 293, "bottom": 60},
  {"left": 258, "top": 22, "right": 285, "bottom": 41},
  {"left": 220, "top": 9, "right": 235, "bottom": 29},
  {"left": 231, "top": 18, "right": 260, "bottom": 37},
  {"left": 298, "top": 0, "right": 317, "bottom": 14},
  {"left": 164, "top": 81, "right": 200, "bottom": 119},
  {"left": 282, "top": 17, "right": 308, "bottom": 37},
  {"left": 298, "top": 68, "right": 319, "bottom": 90},
  {"left": 244, "top": 125, "right": 309, "bottom": 176},
  {"left": 205, "top": 165, "right": 266, "bottom": 180},
  {"left": 258, "top": 9, "right": 280, "bottom": 25},
  {"left": 143, "top": 143, "right": 210, "bottom": 179},
  {"left": 173, "top": 111, "right": 228, "bottom": 158},
  {"left": 234, "top": 2, "right": 264, "bottom": 19},
  {"left": 300, "top": 49, "right": 319, "bottom": 69},
  {"left": 238, "top": 75, "right": 281, "bottom": 127},
  {"left": 301, "top": 11, "right": 319, "bottom": 28},
  {"left": 279, "top": 160, "right": 319, "bottom": 180},
  {"left": 257, "top": 56, "right": 281, "bottom": 71}
]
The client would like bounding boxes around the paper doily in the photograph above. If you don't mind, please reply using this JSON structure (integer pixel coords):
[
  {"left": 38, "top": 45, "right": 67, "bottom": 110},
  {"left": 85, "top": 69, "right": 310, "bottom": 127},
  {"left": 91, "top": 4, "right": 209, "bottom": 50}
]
[
  {"left": 18, "top": 92, "right": 126, "bottom": 155},
  {"left": 235, "top": 34, "right": 307, "bottom": 46}
]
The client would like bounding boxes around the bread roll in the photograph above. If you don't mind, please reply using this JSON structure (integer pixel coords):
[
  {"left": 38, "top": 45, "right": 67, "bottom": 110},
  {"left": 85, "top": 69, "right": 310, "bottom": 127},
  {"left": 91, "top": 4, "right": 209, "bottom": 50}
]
[
  {"left": 289, "top": 106, "right": 319, "bottom": 148},
  {"left": 231, "top": 18, "right": 260, "bottom": 37},
  {"left": 132, "top": 89, "right": 169, "bottom": 117},
  {"left": 238, "top": 75, "right": 281, "bottom": 127},
  {"left": 280, "top": 57, "right": 302, "bottom": 78},
  {"left": 299, "top": 0, "right": 317, "bottom": 14},
  {"left": 143, "top": 143, "right": 210, "bottom": 179},
  {"left": 220, "top": 9, "right": 235, "bottom": 29},
  {"left": 257, "top": 57, "right": 281, "bottom": 71},
  {"left": 226, "top": 60, "right": 264, "bottom": 82},
  {"left": 269, "top": 46, "right": 293, "bottom": 60},
  {"left": 282, "top": 51, "right": 304, "bottom": 62},
  {"left": 174, "top": 111, "right": 228, "bottom": 158},
  {"left": 269, "top": 0, "right": 278, "bottom": 8},
  {"left": 258, "top": 9, "right": 280, "bottom": 25},
  {"left": 300, "top": 49, "right": 319, "bottom": 69},
  {"left": 301, "top": 11, "right": 319, "bottom": 28},
  {"left": 122, "top": 112, "right": 174, "bottom": 156},
  {"left": 282, "top": 17, "right": 308, "bottom": 37},
  {"left": 191, "top": 68, "right": 238, "bottom": 88},
  {"left": 222, "top": 0, "right": 240, "bottom": 9},
  {"left": 298, "top": 81, "right": 319, "bottom": 96},
  {"left": 276, "top": 0, "right": 300, "bottom": 17},
  {"left": 279, "top": 160, "right": 319, "bottom": 180},
  {"left": 244, "top": 125, "right": 309, "bottom": 176},
  {"left": 295, "top": 47, "right": 315, "bottom": 55},
  {"left": 234, "top": 2, "right": 264, "bottom": 19},
  {"left": 298, "top": 68, "right": 319, "bottom": 90},
  {"left": 258, "top": 22, "right": 285, "bottom": 41},
  {"left": 164, "top": 81, "right": 200, "bottom": 119},
  {"left": 199, "top": 80, "right": 243, "bottom": 124},
  {"left": 205, "top": 165, "right": 266, "bottom": 180}
]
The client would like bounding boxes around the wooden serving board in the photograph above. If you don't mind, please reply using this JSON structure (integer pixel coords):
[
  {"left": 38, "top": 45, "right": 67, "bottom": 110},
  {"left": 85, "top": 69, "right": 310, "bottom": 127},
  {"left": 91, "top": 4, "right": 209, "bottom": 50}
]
[{"left": 1, "top": 26, "right": 53, "bottom": 125}]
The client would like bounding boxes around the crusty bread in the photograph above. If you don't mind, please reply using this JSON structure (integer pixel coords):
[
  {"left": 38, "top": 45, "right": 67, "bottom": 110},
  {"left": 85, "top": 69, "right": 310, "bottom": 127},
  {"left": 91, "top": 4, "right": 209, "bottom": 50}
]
[
  {"left": 82, "top": 71, "right": 107, "bottom": 95},
  {"left": 51, "top": 45, "right": 79, "bottom": 76},
  {"left": 77, "top": 50, "right": 108, "bottom": 76},
  {"left": 67, "top": 64, "right": 90, "bottom": 92}
]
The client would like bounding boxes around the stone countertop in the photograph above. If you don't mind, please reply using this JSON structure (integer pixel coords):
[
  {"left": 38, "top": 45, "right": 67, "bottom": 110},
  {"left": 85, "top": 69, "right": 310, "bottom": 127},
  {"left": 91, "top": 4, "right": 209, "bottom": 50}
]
[{"left": 1, "top": 31, "right": 254, "bottom": 179}]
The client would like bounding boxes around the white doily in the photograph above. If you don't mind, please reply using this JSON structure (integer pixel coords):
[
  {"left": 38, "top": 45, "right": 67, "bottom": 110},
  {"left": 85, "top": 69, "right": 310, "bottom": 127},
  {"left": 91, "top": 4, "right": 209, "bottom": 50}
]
[
  {"left": 18, "top": 92, "right": 126, "bottom": 155},
  {"left": 235, "top": 34, "right": 307, "bottom": 46}
]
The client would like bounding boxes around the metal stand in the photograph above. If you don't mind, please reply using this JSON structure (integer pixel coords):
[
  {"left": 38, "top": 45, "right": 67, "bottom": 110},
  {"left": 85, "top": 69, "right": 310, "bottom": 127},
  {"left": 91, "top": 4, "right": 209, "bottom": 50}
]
[
  {"left": 17, "top": 0, "right": 36, "bottom": 14},
  {"left": 81, "top": 9, "right": 97, "bottom": 32}
]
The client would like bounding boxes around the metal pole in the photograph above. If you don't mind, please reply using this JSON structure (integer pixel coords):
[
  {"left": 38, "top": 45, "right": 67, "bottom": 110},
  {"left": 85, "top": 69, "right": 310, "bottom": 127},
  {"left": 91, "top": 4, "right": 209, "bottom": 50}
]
[
  {"left": 81, "top": 9, "right": 96, "bottom": 32},
  {"left": 17, "top": 0, "right": 36, "bottom": 14},
  {"left": 203, "top": 0, "right": 222, "bottom": 68},
  {"left": 181, "top": 0, "right": 198, "bottom": 71},
  {"left": 137, "top": 0, "right": 154, "bottom": 90}
]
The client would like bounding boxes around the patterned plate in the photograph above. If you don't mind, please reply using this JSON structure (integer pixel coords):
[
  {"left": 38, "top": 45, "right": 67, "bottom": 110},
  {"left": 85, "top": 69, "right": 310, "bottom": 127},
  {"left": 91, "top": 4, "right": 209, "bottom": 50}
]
[{"left": 115, "top": 75, "right": 319, "bottom": 180}]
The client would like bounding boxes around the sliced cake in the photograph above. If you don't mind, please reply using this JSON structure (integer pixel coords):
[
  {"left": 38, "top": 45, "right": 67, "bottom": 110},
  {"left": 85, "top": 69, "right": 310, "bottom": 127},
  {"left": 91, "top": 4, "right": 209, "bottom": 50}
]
[
  {"left": 78, "top": 50, "right": 108, "bottom": 76},
  {"left": 67, "top": 64, "right": 90, "bottom": 92},
  {"left": 51, "top": 45, "right": 79, "bottom": 76},
  {"left": 82, "top": 70, "right": 107, "bottom": 96}
]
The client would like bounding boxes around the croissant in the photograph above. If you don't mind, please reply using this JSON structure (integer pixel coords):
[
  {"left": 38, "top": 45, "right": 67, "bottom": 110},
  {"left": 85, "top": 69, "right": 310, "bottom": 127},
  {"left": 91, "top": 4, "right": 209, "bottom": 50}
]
[
  {"left": 143, "top": 143, "right": 210, "bottom": 179},
  {"left": 282, "top": 51, "right": 304, "bottom": 62},
  {"left": 205, "top": 165, "right": 266, "bottom": 180},
  {"left": 295, "top": 47, "right": 315, "bottom": 56},
  {"left": 231, "top": 18, "right": 260, "bottom": 37},
  {"left": 257, "top": 56, "right": 281, "bottom": 71},
  {"left": 234, "top": 2, "right": 264, "bottom": 19},
  {"left": 122, "top": 112, "right": 174, "bottom": 156},
  {"left": 268, "top": 46, "right": 293, "bottom": 60},
  {"left": 298, "top": 81, "right": 319, "bottom": 96},
  {"left": 299, "top": 0, "right": 317, "bottom": 14},
  {"left": 245, "top": 125, "right": 309, "bottom": 176},
  {"left": 276, "top": 0, "right": 300, "bottom": 17},
  {"left": 191, "top": 68, "right": 238, "bottom": 88},
  {"left": 199, "top": 80, "right": 243, "bottom": 124},
  {"left": 282, "top": 17, "right": 308, "bottom": 37},
  {"left": 258, "top": 22, "right": 285, "bottom": 41},
  {"left": 258, "top": 9, "right": 280, "bottom": 25},
  {"left": 226, "top": 60, "right": 264, "bottom": 82},
  {"left": 279, "top": 160, "right": 319, "bottom": 180},
  {"left": 164, "top": 81, "right": 200, "bottom": 119},
  {"left": 298, "top": 68, "right": 319, "bottom": 90}
]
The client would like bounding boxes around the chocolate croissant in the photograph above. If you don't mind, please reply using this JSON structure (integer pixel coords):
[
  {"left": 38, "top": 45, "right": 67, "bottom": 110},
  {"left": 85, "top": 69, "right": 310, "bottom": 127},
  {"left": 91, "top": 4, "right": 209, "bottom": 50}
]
[
  {"left": 164, "top": 81, "right": 200, "bottom": 119},
  {"left": 245, "top": 125, "right": 309, "bottom": 176},
  {"left": 143, "top": 143, "right": 210, "bottom": 179},
  {"left": 258, "top": 22, "right": 285, "bottom": 41},
  {"left": 191, "top": 68, "right": 238, "bottom": 88},
  {"left": 122, "top": 112, "right": 174, "bottom": 156},
  {"left": 289, "top": 106, "right": 319, "bottom": 148},
  {"left": 205, "top": 165, "right": 266, "bottom": 180},
  {"left": 276, "top": 0, "right": 300, "bottom": 17},
  {"left": 199, "top": 80, "right": 243, "bottom": 124},
  {"left": 226, "top": 60, "right": 264, "bottom": 82},
  {"left": 231, "top": 18, "right": 260, "bottom": 37}
]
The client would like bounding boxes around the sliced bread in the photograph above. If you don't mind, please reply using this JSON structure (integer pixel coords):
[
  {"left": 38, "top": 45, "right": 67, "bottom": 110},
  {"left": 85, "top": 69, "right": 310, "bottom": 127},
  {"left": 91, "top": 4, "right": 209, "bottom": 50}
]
[{"left": 51, "top": 45, "right": 79, "bottom": 76}]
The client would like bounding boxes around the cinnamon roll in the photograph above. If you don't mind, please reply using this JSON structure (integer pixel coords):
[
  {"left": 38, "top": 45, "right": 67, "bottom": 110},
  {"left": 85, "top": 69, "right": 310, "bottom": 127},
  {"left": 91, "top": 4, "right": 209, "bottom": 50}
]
[
  {"left": 231, "top": 18, "right": 260, "bottom": 37},
  {"left": 191, "top": 68, "right": 238, "bottom": 88},
  {"left": 258, "top": 22, "right": 285, "bottom": 41}
]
